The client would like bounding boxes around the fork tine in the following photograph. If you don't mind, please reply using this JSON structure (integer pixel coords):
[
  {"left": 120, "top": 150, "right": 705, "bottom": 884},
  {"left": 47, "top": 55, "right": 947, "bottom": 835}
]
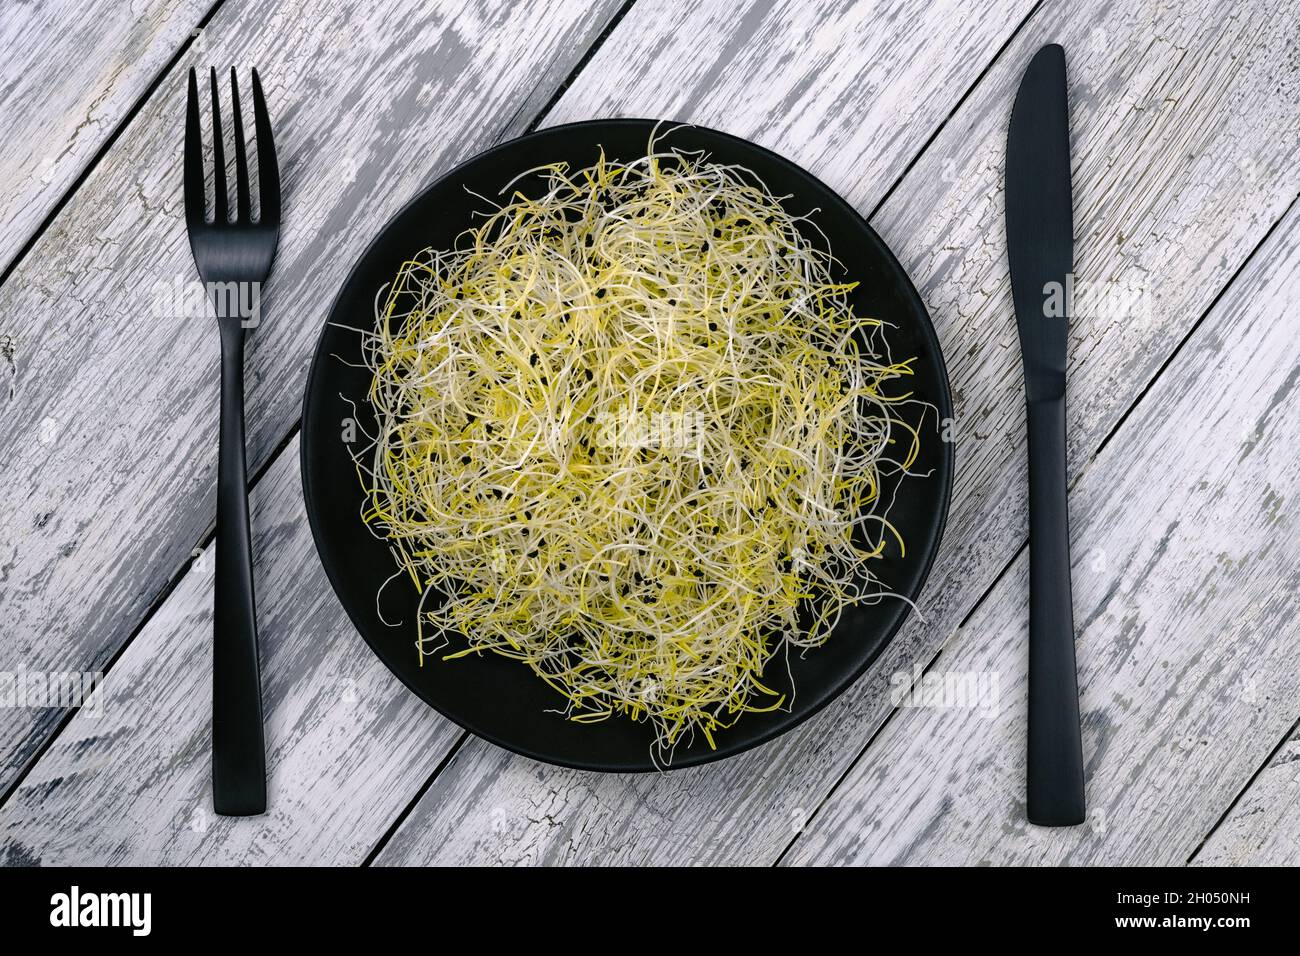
[
  {"left": 209, "top": 67, "right": 228, "bottom": 223},
  {"left": 184, "top": 68, "right": 206, "bottom": 226},
  {"left": 229, "top": 68, "right": 252, "bottom": 222},
  {"left": 250, "top": 69, "right": 280, "bottom": 225}
]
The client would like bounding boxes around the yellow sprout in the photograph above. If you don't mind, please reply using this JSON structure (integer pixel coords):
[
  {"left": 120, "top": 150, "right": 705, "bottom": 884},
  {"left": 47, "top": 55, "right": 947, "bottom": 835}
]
[{"left": 353, "top": 137, "right": 929, "bottom": 762}]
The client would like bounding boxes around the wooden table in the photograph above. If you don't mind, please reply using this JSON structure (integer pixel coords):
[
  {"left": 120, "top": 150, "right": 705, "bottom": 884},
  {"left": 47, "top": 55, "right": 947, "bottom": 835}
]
[{"left": 1, "top": 0, "right": 1297, "bottom": 867}]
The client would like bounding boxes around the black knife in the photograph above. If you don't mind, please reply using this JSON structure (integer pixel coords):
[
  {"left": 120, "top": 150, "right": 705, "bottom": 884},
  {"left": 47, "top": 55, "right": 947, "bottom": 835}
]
[{"left": 1006, "top": 43, "right": 1085, "bottom": 827}]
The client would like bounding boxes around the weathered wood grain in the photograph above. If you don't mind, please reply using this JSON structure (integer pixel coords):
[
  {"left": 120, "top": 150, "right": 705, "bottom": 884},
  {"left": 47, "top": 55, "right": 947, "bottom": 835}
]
[
  {"left": 0, "top": 0, "right": 624, "bottom": 796},
  {"left": 1192, "top": 721, "right": 1300, "bottom": 866},
  {"left": 373, "top": 0, "right": 1300, "bottom": 866},
  {"left": 0, "top": 433, "right": 461, "bottom": 866},
  {"left": 0, "top": 0, "right": 213, "bottom": 277},
  {"left": 783, "top": 201, "right": 1300, "bottom": 865}
]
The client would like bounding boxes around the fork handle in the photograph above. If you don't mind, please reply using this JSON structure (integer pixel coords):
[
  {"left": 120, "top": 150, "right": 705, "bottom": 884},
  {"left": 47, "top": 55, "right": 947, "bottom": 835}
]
[{"left": 213, "top": 324, "right": 267, "bottom": 816}]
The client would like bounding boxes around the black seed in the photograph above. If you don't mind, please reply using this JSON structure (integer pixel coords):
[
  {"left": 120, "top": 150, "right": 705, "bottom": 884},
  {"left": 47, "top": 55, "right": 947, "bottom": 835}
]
[
  {"left": 529, "top": 353, "right": 538, "bottom": 366},
  {"left": 461, "top": 455, "right": 471, "bottom": 465}
]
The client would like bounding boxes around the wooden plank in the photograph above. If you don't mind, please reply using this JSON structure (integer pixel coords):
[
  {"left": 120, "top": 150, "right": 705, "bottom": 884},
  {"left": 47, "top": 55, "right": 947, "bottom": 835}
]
[
  {"left": 0, "top": 0, "right": 624, "bottom": 796},
  {"left": 0, "top": 434, "right": 461, "bottom": 865},
  {"left": 373, "top": 0, "right": 1300, "bottom": 866},
  {"left": 544, "top": 0, "right": 1037, "bottom": 216},
  {"left": 1192, "top": 722, "right": 1300, "bottom": 866},
  {"left": 0, "top": 0, "right": 213, "bottom": 276},
  {"left": 783, "top": 201, "right": 1300, "bottom": 865}
]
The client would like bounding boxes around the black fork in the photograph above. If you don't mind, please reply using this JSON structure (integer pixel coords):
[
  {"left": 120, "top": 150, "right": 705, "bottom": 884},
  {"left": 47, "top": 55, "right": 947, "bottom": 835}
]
[{"left": 184, "top": 66, "right": 281, "bottom": 816}]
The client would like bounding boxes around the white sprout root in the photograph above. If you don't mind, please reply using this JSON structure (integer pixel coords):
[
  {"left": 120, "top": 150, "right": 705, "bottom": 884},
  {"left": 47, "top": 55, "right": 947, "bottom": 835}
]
[{"left": 354, "top": 135, "right": 930, "bottom": 759}]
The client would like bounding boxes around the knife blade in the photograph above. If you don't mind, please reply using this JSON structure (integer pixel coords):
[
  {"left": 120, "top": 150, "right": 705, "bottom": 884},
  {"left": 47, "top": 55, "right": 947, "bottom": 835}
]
[{"left": 1006, "top": 42, "right": 1086, "bottom": 827}]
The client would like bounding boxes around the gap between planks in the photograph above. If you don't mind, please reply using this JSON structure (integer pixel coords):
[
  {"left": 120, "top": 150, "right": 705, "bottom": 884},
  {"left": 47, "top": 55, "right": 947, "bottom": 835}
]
[{"left": 1187, "top": 702, "right": 1300, "bottom": 863}]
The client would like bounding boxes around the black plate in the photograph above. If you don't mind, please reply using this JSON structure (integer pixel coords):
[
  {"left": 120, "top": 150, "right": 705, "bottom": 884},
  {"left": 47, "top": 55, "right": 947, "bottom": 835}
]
[{"left": 301, "top": 119, "right": 953, "bottom": 771}]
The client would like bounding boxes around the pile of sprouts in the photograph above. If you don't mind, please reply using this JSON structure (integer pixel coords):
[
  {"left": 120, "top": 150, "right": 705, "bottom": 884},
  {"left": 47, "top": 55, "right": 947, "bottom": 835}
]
[{"left": 353, "top": 135, "right": 927, "bottom": 760}]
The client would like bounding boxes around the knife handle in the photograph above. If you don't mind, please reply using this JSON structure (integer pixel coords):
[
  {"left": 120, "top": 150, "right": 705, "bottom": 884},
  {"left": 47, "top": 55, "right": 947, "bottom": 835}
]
[{"left": 1024, "top": 396, "right": 1085, "bottom": 826}]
